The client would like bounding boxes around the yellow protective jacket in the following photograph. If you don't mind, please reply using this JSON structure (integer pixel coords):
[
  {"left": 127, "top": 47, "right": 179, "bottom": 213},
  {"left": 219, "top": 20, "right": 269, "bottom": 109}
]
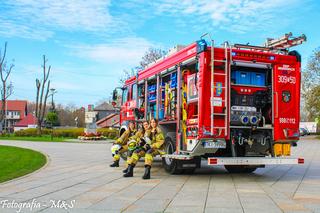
[
  {"left": 115, "top": 129, "right": 136, "bottom": 145},
  {"left": 150, "top": 127, "right": 165, "bottom": 150},
  {"left": 129, "top": 129, "right": 142, "bottom": 142},
  {"left": 129, "top": 129, "right": 151, "bottom": 142}
]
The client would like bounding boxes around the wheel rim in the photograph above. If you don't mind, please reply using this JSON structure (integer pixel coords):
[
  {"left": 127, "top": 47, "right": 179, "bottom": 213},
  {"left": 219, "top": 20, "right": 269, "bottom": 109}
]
[{"left": 165, "top": 142, "right": 174, "bottom": 165}]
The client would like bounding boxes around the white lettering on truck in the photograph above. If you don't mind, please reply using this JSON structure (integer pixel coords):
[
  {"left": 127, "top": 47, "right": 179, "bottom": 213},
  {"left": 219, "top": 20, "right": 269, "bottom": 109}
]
[{"left": 278, "top": 75, "right": 296, "bottom": 84}]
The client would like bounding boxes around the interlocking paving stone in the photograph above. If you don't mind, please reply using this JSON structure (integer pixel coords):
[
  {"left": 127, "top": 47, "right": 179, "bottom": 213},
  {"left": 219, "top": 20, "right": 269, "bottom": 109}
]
[{"left": 0, "top": 136, "right": 319, "bottom": 213}]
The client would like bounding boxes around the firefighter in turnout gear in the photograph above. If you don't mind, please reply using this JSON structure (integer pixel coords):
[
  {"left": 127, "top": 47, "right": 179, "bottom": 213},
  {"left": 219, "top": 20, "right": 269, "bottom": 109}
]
[
  {"left": 122, "top": 121, "right": 151, "bottom": 173},
  {"left": 110, "top": 121, "right": 136, "bottom": 167},
  {"left": 124, "top": 118, "right": 165, "bottom": 179}
]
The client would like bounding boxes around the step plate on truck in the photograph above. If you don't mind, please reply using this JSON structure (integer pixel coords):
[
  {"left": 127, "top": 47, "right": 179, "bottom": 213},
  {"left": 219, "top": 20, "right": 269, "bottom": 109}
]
[{"left": 208, "top": 157, "right": 304, "bottom": 165}]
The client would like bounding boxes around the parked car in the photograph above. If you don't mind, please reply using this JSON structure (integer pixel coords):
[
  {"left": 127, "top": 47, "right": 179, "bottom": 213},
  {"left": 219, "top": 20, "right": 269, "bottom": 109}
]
[
  {"left": 305, "top": 128, "right": 310, "bottom": 135},
  {"left": 299, "top": 128, "right": 309, "bottom": 136}
]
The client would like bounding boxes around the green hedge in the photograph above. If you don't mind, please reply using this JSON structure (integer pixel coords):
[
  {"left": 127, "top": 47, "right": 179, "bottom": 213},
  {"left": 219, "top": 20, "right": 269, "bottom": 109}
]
[
  {"left": 14, "top": 128, "right": 50, "bottom": 137},
  {"left": 52, "top": 128, "right": 84, "bottom": 138},
  {"left": 14, "top": 128, "right": 118, "bottom": 139}
]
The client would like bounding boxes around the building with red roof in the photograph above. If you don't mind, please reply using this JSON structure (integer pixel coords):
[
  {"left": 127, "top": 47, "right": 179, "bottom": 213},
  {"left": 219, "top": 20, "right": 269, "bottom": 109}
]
[
  {"left": 0, "top": 100, "right": 28, "bottom": 130},
  {"left": 96, "top": 113, "right": 119, "bottom": 128},
  {"left": 14, "top": 113, "right": 37, "bottom": 131},
  {"left": 94, "top": 102, "right": 119, "bottom": 128}
]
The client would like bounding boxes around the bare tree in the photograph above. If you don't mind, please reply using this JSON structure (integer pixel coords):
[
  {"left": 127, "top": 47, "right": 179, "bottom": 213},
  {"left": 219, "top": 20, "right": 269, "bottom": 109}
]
[
  {"left": 138, "top": 48, "right": 167, "bottom": 69},
  {"left": 0, "top": 42, "right": 14, "bottom": 131},
  {"left": 119, "top": 69, "right": 138, "bottom": 84},
  {"left": 119, "top": 48, "right": 167, "bottom": 84},
  {"left": 35, "top": 55, "right": 51, "bottom": 134}
]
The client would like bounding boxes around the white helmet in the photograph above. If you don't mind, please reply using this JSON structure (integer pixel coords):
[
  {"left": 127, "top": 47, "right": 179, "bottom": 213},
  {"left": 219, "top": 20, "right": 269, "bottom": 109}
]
[{"left": 111, "top": 144, "right": 122, "bottom": 155}]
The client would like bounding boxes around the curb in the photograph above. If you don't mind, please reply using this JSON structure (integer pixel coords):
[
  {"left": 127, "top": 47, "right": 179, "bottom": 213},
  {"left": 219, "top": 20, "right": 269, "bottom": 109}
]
[{"left": 0, "top": 145, "right": 51, "bottom": 186}]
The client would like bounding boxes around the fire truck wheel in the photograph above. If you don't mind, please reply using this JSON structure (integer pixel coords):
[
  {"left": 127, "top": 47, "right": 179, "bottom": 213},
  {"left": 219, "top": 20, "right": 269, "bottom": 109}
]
[
  {"left": 162, "top": 138, "right": 183, "bottom": 175},
  {"left": 224, "top": 165, "right": 257, "bottom": 173}
]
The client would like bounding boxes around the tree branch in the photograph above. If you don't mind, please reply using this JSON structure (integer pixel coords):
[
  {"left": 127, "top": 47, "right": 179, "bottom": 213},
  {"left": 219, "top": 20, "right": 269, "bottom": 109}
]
[
  {"left": 0, "top": 42, "right": 7, "bottom": 66},
  {"left": 41, "top": 80, "right": 50, "bottom": 122}
]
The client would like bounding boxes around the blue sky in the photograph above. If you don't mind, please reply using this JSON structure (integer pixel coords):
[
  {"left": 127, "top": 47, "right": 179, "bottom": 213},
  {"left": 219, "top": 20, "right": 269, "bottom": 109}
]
[{"left": 0, "top": 0, "right": 319, "bottom": 107}]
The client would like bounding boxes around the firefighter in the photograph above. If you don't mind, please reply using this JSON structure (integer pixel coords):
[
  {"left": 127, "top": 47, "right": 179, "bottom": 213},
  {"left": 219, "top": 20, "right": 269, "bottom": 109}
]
[
  {"left": 110, "top": 121, "right": 136, "bottom": 167},
  {"left": 124, "top": 118, "right": 164, "bottom": 179},
  {"left": 122, "top": 121, "right": 151, "bottom": 173}
]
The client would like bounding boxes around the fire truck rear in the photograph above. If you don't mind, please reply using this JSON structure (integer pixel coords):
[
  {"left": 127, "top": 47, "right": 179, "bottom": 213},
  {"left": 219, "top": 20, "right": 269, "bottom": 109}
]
[{"left": 112, "top": 32, "right": 306, "bottom": 174}]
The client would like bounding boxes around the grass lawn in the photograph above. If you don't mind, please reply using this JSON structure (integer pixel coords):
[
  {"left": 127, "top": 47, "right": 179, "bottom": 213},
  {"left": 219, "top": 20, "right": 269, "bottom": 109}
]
[
  {"left": 0, "top": 135, "right": 70, "bottom": 142},
  {"left": 0, "top": 145, "right": 47, "bottom": 183}
]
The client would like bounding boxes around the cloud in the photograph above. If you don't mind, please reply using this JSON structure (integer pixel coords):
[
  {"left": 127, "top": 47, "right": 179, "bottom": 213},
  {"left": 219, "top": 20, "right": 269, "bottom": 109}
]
[
  {"left": 0, "top": 0, "right": 117, "bottom": 39},
  {"left": 151, "top": 0, "right": 300, "bottom": 33},
  {"left": 67, "top": 37, "right": 157, "bottom": 65},
  {"left": 0, "top": 19, "right": 53, "bottom": 41}
]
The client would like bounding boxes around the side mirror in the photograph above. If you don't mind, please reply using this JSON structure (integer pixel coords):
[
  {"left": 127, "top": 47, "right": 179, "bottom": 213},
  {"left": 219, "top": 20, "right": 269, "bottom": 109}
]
[{"left": 112, "top": 89, "right": 118, "bottom": 101}]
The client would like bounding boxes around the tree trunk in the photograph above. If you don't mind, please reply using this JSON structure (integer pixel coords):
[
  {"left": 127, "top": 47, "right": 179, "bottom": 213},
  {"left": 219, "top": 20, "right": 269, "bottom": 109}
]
[{"left": 35, "top": 55, "right": 51, "bottom": 135}]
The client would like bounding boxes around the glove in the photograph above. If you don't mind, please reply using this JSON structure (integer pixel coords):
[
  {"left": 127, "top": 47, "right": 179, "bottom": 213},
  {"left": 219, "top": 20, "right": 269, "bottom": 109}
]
[
  {"left": 127, "top": 140, "right": 137, "bottom": 151},
  {"left": 144, "top": 144, "right": 151, "bottom": 151},
  {"left": 138, "top": 138, "right": 146, "bottom": 147}
]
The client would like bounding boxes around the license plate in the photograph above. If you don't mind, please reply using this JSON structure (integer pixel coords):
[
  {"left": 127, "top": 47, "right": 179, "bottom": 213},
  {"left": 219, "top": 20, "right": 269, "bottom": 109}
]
[{"left": 203, "top": 140, "right": 226, "bottom": 148}]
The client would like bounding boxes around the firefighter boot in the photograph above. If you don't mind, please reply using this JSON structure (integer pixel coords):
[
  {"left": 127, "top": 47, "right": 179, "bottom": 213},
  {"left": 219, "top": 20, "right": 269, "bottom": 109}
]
[
  {"left": 110, "top": 160, "right": 119, "bottom": 167},
  {"left": 122, "top": 167, "right": 128, "bottom": 173},
  {"left": 142, "top": 165, "right": 151, "bottom": 179},
  {"left": 123, "top": 164, "right": 134, "bottom": 177}
]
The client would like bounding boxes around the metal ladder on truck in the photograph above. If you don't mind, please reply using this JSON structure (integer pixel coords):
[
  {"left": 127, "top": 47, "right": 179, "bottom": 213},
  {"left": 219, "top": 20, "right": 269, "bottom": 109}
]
[
  {"left": 234, "top": 32, "right": 307, "bottom": 52},
  {"left": 264, "top": 32, "right": 306, "bottom": 50},
  {"left": 210, "top": 41, "right": 230, "bottom": 137}
]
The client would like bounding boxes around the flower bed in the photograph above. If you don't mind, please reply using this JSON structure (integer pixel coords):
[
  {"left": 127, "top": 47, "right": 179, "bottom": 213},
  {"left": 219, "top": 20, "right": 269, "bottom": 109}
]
[{"left": 78, "top": 132, "right": 107, "bottom": 140}]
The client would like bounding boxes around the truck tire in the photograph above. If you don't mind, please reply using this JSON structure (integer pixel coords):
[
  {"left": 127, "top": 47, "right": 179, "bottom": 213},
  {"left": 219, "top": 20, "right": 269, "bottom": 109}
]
[
  {"left": 224, "top": 165, "right": 257, "bottom": 173},
  {"left": 162, "top": 138, "right": 183, "bottom": 174}
]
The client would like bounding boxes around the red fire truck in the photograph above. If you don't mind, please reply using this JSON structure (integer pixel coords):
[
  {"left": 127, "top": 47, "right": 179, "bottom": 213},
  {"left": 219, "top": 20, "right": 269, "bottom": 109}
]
[{"left": 112, "top": 32, "right": 306, "bottom": 174}]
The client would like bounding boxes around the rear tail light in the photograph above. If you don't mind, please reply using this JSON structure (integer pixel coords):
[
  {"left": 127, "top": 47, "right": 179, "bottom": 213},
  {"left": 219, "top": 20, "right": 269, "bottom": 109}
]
[
  {"left": 298, "top": 158, "right": 304, "bottom": 164},
  {"left": 209, "top": 158, "right": 217, "bottom": 164}
]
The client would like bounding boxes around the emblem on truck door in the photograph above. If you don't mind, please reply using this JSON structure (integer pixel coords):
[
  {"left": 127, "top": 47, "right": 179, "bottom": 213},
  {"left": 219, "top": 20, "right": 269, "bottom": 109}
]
[{"left": 282, "top": 91, "right": 291, "bottom": 103}]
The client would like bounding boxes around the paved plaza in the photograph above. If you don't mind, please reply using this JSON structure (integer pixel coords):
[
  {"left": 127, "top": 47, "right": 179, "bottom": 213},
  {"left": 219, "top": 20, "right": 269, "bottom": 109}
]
[{"left": 0, "top": 137, "right": 320, "bottom": 213}]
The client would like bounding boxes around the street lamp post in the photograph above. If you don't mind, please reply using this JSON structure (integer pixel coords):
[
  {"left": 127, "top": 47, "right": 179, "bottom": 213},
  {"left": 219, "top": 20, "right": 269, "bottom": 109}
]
[
  {"left": 48, "top": 88, "right": 57, "bottom": 141},
  {"left": 49, "top": 88, "right": 57, "bottom": 111}
]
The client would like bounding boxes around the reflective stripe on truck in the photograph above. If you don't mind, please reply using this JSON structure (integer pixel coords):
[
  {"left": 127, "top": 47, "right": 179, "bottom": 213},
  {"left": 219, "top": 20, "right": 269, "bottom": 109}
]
[{"left": 208, "top": 157, "right": 304, "bottom": 165}]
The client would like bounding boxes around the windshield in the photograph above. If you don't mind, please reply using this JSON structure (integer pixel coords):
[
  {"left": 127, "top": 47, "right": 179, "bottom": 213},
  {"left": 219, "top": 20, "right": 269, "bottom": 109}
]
[
  {"left": 122, "top": 87, "right": 128, "bottom": 104},
  {"left": 131, "top": 84, "right": 137, "bottom": 101}
]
